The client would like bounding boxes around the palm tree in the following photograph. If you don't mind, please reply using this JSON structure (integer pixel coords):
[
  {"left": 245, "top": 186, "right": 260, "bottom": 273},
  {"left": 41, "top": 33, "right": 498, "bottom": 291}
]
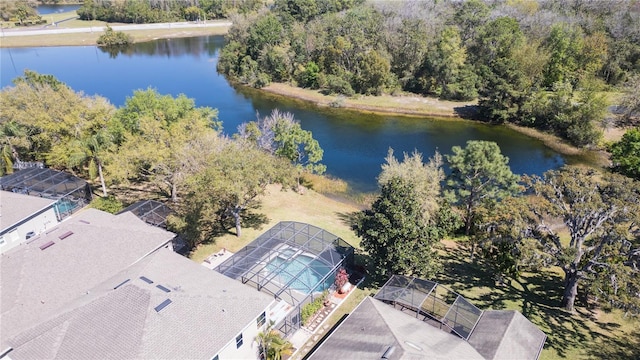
[
  {"left": 68, "top": 129, "right": 113, "bottom": 196},
  {"left": 0, "top": 120, "right": 29, "bottom": 176},
  {"left": 255, "top": 321, "right": 294, "bottom": 360}
]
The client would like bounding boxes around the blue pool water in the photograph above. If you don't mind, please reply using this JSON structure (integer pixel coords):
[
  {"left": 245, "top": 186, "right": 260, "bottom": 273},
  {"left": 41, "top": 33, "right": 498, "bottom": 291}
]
[{"left": 266, "top": 253, "right": 333, "bottom": 294}]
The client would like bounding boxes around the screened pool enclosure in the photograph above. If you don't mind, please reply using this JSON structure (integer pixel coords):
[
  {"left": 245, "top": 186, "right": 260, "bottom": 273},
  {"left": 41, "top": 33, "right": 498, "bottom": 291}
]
[
  {"left": 118, "top": 200, "right": 173, "bottom": 229},
  {"left": 0, "top": 168, "right": 91, "bottom": 220},
  {"left": 215, "top": 221, "right": 354, "bottom": 336},
  {"left": 374, "top": 275, "right": 483, "bottom": 340}
]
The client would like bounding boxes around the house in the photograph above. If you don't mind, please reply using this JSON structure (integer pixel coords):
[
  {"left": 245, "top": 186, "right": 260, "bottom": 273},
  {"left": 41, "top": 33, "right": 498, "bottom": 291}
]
[
  {"left": 3, "top": 247, "right": 277, "bottom": 359},
  {"left": 0, "top": 191, "right": 58, "bottom": 254},
  {"left": 308, "top": 275, "right": 546, "bottom": 360},
  {"left": 0, "top": 168, "right": 92, "bottom": 221},
  {"left": 0, "top": 208, "right": 279, "bottom": 360},
  {"left": 0, "top": 209, "right": 175, "bottom": 349}
]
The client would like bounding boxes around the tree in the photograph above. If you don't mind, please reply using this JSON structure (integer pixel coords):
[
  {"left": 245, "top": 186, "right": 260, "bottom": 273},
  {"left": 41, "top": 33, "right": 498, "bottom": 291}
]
[
  {"left": 66, "top": 129, "right": 114, "bottom": 196},
  {"left": 609, "top": 128, "right": 640, "bottom": 180},
  {"left": 239, "top": 109, "right": 325, "bottom": 189},
  {"left": 445, "top": 141, "right": 521, "bottom": 240},
  {"left": 96, "top": 25, "right": 133, "bottom": 48},
  {"left": 378, "top": 148, "right": 444, "bottom": 222},
  {"left": 542, "top": 24, "right": 584, "bottom": 88},
  {"left": 526, "top": 167, "right": 640, "bottom": 312},
  {"left": 191, "top": 139, "right": 294, "bottom": 237},
  {"left": 618, "top": 75, "right": 640, "bottom": 126},
  {"left": 415, "top": 26, "right": 478, "bottom": 100},
  {"left": 472, "top": 17, "right": 529, "bottom": 123},
  {"left": 0, "top": 120, "right": 29, "bottom": 175},
  {"left": 475, "top": 196, "right": 551, "bottom": 283},
  {"left": 108, "top": 89, "right": 220, "bottom": 202},
  {"left": 1, "top": 71, "right": 118, "bottom": 186},
  {"left": 255, "top": 321, "right": 294, "bottom": 360},
  {"left": 452, "top": 0, "right": 489, "bottom": 44},
  {"left": 352, "top": 177, "right": 445, "bottom": 278}
]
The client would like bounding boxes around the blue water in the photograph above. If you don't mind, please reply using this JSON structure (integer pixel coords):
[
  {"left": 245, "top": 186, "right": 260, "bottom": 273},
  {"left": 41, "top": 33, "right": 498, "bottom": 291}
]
[
  {"left": 0, "top": 36, "right": 576, "bottom": 192},
  {"left": 37, "top": 5, "right": 81, "bottom": 15},
  {"left": 266, "top": 254, "right": 333, "bottom": 294}
]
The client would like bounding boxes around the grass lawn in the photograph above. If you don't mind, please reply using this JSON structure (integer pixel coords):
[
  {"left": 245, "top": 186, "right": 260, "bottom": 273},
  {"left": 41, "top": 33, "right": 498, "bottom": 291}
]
[
  {"left": 438, "top": 241, "right": 640, "bottom": 360},
  {"left": 190, "top": 182, "right": 639, "bottom": 359},
  {"left": 189, "top": 184, "right": 362, "bottom": 263}
]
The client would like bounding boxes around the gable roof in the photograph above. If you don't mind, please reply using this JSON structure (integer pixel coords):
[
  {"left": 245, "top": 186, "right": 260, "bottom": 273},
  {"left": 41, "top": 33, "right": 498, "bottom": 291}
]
[
  {"left": 0, "top": 209, "right": 175, "bottom": 348},
  {"left": 6, "top": 247, "right": 276, "bottom": 359},
  {"left": 0, "top": 191, "right": 56, "bottom": 234},
  {"left": 308, "top": 297, "right": 485, "bottom": 360},
  {"left": 467, "top": 310, "right": 546, "bottom": 360}
]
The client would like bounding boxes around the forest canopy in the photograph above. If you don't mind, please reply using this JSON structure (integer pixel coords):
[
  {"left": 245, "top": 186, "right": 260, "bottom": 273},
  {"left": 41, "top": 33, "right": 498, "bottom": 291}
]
[{"left": 218, "top": 0, "right": 640, "bottom": 146}]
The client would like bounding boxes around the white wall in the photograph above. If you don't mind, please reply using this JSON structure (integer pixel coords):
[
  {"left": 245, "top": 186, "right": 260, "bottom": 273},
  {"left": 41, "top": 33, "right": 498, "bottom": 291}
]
[
  {"left": 215, "top": 300, "right": 282, "bottom": 360},
  {"left": 0, "top": 207, "right": 57, "bottom": 254}
]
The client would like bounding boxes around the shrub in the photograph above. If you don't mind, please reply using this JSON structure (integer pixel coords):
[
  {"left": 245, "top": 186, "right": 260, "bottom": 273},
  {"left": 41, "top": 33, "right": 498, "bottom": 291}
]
[
  {"left": 90, "top": 195, "right": 124, "bottom": 214},
  {"left": 334, "top": 267, "right": 349, "bottom": 289},
  {"left": 300, "top": 291, "right": 329, "bottom": 326},
  {"left": 97, "top": 25, "right": 133, "bottom": 47},
  {"left": 323, "top": 74, "right": 354, "bottom": 96}
]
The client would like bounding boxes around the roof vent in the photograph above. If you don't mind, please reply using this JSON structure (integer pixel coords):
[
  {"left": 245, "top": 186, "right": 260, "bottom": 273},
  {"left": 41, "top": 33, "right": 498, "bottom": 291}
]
[
  {"left": 404, "top": 341, "right": 423, "bottom": 351},
  {"left": 154, "top": 299, "right": 172, "bottom": 312},
  {"left": 140, "top": 276, "right": 153, "bottom": 284},
  {"left": 39, "top": 241, "right": 55, "bottom": 250},
  {"left": 79, "top": 220, "right": 90, "bottom": 224},
  {"left": 114, "top": 279, "right": 131, "bottom": 290},
  {"left": 381, "top": 346, "right": 396, "bottom": 359},
  {"left": 58, "top": 231, "right": 73, "bottom": 240},
  {"left": 156, "top": 284, "right": 171, "bottom": 293}
]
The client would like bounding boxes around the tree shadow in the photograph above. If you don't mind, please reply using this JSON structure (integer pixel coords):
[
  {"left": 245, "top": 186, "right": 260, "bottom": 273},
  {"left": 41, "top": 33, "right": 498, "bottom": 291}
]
[
  {"left": 242, "top": 211, "right": 269, "bottom": 231},
  {"left": 586, "top": 327, "right": 640, "bottom": 360},
  {"left": 453, "top": 105, "right": 483, "bottom": 121},
  {"left": 436, "top": 244, "right": 634, "bottom": 358},
  {"left": 334, "top": 211, "right": 360, "bottom": 228}
]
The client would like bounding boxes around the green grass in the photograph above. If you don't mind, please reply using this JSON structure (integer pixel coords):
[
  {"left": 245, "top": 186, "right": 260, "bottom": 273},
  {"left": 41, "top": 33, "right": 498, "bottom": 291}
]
[
  {"left": 437, "top": 241, "right": 640, "bottom": 360},
  {"left": 189, "top": 182, "right": 638, "bottom": 359},
  {"left": 189, "top": 184, "right": 362, "bottom": 263}
]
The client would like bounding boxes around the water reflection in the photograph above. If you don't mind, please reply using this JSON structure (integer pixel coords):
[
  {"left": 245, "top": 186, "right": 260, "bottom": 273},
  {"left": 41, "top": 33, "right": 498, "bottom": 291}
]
[
  {"left": 0, "top": 35, "right": 576, "bottom": 192},
  {"left": 98, "top": 36, "right": 223, "bottom": 59}
]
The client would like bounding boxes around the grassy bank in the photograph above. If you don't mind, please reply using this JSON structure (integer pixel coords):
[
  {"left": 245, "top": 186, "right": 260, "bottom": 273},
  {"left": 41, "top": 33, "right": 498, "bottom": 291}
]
[
  {"left": 259, "top": 82, "right": 625, "bottom": 162},
  {"left": 189, "top": 182, "right": 638, "bottom": 360},
  {"left": 262, "top": 82, "right": 476, "bottom": 119}
]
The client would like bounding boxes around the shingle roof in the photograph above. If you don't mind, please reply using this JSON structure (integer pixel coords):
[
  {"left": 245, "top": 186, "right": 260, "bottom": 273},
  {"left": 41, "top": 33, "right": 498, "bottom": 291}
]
[
  {"left": 467, "top": 310, "right": 547, "bottom": 360},
  {"left": 308, "top": 297, "right": 485, "bottom": 360},
  {"left": 0, "top": 209, "right": 175, "bottom": 348},
  {"left": 6, "top": 247, "right": 275, "bottom": 359},
  {"left": 0, "top": 191, "right": 56, "bottom": 233}
]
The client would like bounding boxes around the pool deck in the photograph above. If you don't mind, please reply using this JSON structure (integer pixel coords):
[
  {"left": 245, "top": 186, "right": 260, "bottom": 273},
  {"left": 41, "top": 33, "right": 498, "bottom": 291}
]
[{"left": 200, "top": 249, "right": 234, "bottom": 269}]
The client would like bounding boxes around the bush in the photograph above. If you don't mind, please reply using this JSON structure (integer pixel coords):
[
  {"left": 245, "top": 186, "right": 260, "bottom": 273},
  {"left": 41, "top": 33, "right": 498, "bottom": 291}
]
[
  {"left": 323, "top": 74, "right": 354, "bottom": 96},
  {"left": 300, "top": 291, "right": 329, "bottom": 326},
  {"left": 97, "top": 25, "right": 133, "bottom": 47},
  {"left": 90, "top": 195, "right": 124, "bottom": 214}
]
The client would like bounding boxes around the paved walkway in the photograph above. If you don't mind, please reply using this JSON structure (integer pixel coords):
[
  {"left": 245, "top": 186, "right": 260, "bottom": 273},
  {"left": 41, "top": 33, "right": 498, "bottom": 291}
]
[{"left": 0, "top": 20, "right": 232, "bottom": 37}]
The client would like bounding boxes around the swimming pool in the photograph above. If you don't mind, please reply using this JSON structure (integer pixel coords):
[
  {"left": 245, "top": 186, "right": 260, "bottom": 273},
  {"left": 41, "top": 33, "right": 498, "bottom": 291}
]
[{"left": 265, "top": 252, "right": 334, "bottom": 294}]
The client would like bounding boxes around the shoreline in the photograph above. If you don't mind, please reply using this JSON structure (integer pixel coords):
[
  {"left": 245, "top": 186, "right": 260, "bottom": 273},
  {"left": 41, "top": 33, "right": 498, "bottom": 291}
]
[
  {"left": 2, "top": 22, "right": 619, "bottom": 164},
  {"left": 256, "top": 82, "right": 614, "bottom": 165}
]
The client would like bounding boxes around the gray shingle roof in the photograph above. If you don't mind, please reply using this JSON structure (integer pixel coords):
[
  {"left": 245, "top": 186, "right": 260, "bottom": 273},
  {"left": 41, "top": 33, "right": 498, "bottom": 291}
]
[
  {"left": 6, "top": 247, "right": 275, "bottom": 360},
  {"left": 0, "top": 209, "right": 175, "bottom": 348},
  {"left": 308, "top": 297, "right": 485, "bottom": 360},
  {"left": 0, "top": 190, "right": 56, "bottom": 233},
  {"left": 467, "top": 310, "right": 547, "bottom": 360}
]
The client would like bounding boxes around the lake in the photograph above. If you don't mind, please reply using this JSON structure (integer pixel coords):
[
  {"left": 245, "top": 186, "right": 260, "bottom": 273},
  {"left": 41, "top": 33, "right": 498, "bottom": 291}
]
[
  {"left": 1, "top": 35, "right": 568, "bottom": 192},
  {"left": 37, "top": 4, "right": 81, "bottom": 15}
]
